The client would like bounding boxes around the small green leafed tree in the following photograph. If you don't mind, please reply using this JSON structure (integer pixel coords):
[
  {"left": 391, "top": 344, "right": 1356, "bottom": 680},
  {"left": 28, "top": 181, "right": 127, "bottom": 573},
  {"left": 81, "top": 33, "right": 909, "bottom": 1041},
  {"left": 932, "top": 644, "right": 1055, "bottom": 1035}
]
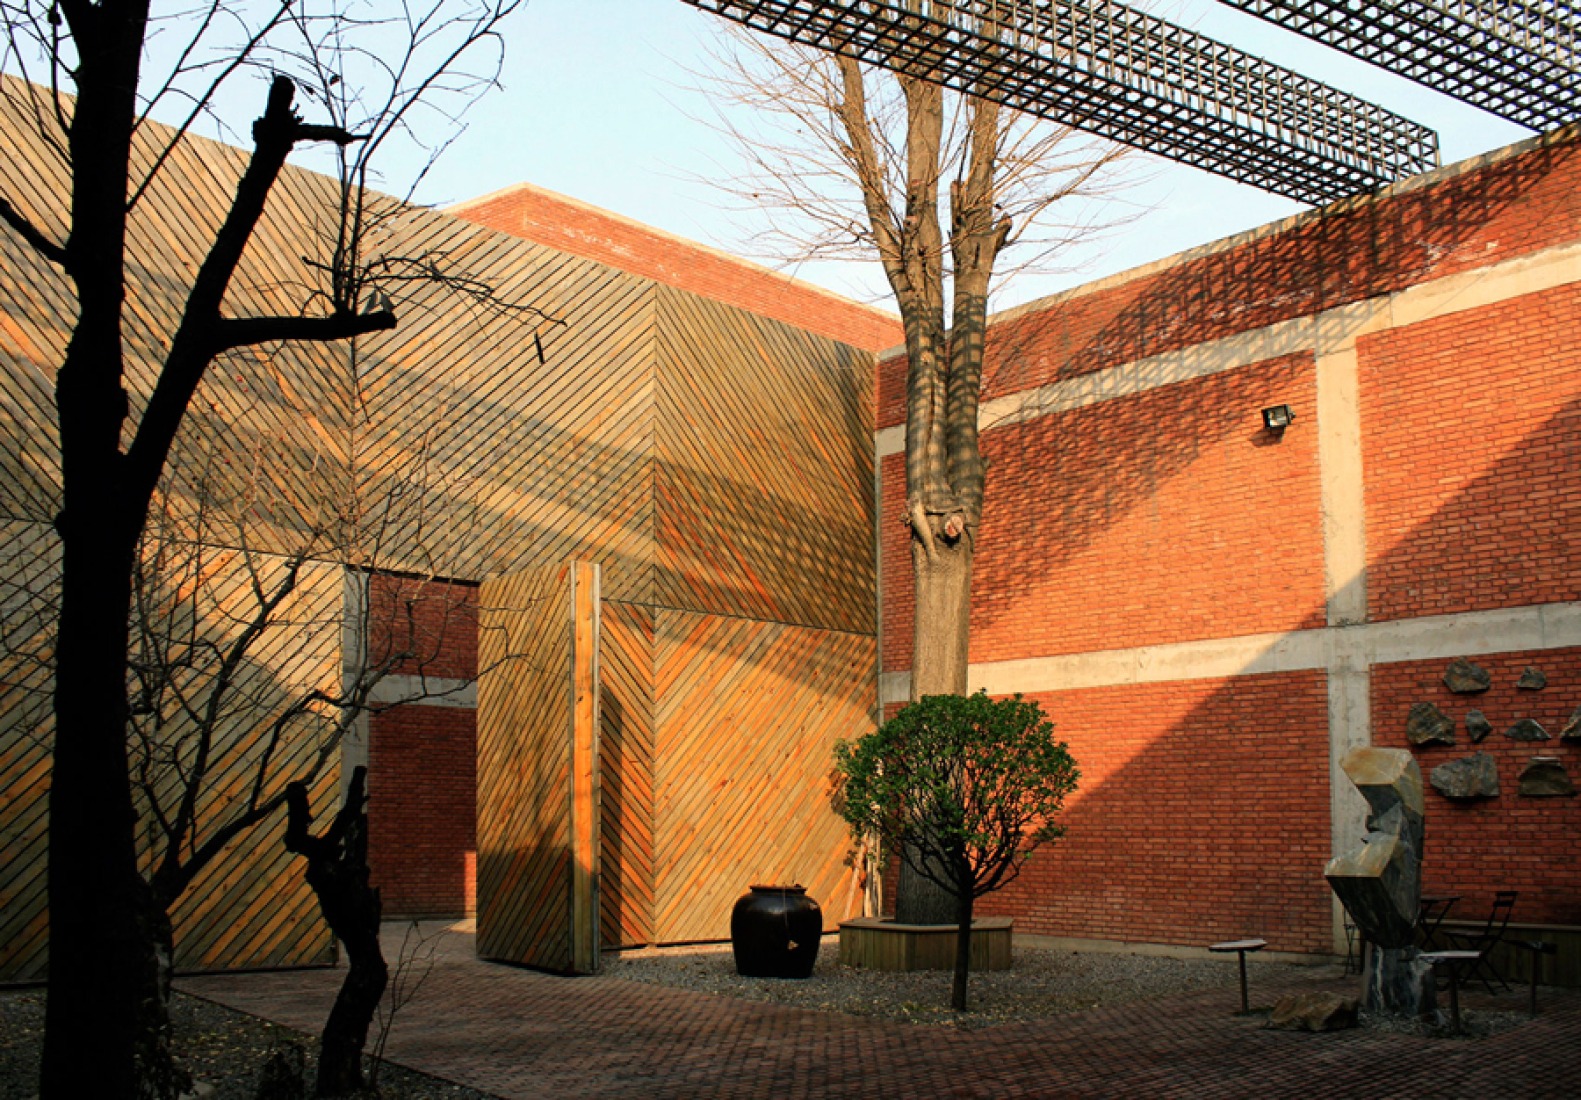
[{"left": 835, "top": 692, "right": 1078, "bottom": 1012}]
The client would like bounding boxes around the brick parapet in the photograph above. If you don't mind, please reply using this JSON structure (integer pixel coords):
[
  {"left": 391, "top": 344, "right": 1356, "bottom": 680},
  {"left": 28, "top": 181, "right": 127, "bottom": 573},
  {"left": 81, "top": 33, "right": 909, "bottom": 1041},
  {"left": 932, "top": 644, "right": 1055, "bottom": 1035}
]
[
  {"left": 448, "top": 183, "right": 902, "bottom": 354},
  {"left": 877, "top": 125, "right": 1581, "bottom": 431}
]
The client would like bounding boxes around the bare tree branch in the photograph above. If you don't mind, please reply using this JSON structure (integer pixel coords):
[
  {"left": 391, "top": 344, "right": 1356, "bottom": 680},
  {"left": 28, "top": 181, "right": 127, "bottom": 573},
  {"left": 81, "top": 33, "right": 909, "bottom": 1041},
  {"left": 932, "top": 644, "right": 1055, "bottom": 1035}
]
[{"left": 0, "top": 193, "right": 67, "bottom": 263}]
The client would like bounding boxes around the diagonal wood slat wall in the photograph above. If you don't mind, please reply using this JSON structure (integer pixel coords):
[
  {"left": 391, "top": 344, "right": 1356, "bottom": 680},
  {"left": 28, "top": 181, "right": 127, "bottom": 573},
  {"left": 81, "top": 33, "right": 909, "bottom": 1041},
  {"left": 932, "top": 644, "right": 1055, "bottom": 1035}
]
[
  {"left": 0, "top": 520, "right": 59, "bottom": 980},
  {"left": 652, "top": 609, "right": 875, "bottom": 943},
  {"left": 349, "top": 215, "right": 659, "bottom": 598},
  {"left": 147, "top": 549, "right": 342, "bottom": 972},
  {"left": 476, "top": 564, "right": 575, "bottom": 969},
  {"left": 655, "top": 285, "right": 875, "bottom": 636},
  {"left": 0, "top": 518, "right": 339, "bottom": 980},
  {"left": 597, "top": 599, "right": 656, "bottom": 948},
  {"left": 2, "top": 73, "right": 882, "bottom": 974}
]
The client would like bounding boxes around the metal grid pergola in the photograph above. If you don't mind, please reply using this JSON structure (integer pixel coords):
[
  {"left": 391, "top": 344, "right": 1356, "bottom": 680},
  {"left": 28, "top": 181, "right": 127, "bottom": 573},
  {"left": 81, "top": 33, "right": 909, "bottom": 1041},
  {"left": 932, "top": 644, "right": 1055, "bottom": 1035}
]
[
  {"left": 1217, "top": 1, "right": 1581, "bottom": 134},
  {"left": 682, "top": 0, "right": 1440, "bottom": 206}
]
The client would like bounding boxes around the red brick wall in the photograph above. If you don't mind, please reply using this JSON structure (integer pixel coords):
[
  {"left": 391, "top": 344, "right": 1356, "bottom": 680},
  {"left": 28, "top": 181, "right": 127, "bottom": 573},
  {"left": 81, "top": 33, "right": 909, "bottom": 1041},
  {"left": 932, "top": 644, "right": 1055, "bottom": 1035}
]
[
  {"left": 1370, "top": 649, "right": 1581, "bottom": 926},
  {"left": 365, "top": 573, "right": 480, "bottom": 918},
  {"left": 1360, "top": 284, "right": 1581, "bottom": 623},
  {"left": 974, "top": 673, "right": 1333, "bottom": 952},
  {"left": 368, "top": 704, "right": 478, "bottom": 918},
  {"left": 877, "top": 128, "right": 1581, "bottom": 430},
  {"left": 881, "top": 355, "right": 1325, "bottom": 672},
  {"left": 450, "top": 185, "right": 903, "bottom": 354},
  {"left": 366, "top": 574, "right": 479, "bottom": 680}
]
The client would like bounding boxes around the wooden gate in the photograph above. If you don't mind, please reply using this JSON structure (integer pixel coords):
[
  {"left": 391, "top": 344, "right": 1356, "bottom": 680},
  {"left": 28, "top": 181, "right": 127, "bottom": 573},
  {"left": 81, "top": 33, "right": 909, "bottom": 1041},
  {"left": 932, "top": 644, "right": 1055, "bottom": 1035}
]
[{"left": 475, "top": 561, "right": 600, "bottom": 973}]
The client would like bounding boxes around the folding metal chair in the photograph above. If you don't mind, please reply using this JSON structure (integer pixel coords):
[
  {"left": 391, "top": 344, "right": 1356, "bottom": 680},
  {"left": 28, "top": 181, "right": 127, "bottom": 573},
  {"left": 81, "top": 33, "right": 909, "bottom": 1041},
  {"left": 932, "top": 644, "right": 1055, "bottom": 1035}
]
[{"left": 1445, "top": 890, "right": 1518, "bottom": 994}]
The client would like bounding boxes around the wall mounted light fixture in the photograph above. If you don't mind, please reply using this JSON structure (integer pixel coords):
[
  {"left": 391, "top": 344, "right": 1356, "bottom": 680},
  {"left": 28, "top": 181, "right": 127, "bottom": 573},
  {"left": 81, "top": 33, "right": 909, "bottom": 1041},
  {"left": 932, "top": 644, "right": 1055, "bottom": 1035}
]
[{"left": 1261, "top": 404, "right": 1295, "bottom": 433}]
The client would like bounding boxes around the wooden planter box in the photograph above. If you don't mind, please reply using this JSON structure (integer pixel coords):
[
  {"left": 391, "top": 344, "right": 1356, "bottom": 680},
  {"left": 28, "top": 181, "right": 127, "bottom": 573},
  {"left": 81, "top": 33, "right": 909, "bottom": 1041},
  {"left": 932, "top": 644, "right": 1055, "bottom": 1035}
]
[{"left": 838, "top": 916, "right": 1013, "bottom": 972}]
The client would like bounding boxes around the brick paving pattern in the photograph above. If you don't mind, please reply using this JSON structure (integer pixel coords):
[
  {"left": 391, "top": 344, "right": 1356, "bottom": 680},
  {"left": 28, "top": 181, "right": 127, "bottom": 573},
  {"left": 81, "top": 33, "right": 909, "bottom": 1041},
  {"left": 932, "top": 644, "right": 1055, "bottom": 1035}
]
[{"left": 178, "top": 929, "right": 1581, "bottom": 1098}]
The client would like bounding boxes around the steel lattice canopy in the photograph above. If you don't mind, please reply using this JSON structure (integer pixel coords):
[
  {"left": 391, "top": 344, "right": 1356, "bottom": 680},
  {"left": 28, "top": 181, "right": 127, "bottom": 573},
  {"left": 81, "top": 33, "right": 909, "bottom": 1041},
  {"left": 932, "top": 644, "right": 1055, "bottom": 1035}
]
[
  {"left": 681, "top": 0, "right": 1440, "bottom": 206},
  {"left": 1216, "top": 1, "right": 1581, "bottom": 133}
]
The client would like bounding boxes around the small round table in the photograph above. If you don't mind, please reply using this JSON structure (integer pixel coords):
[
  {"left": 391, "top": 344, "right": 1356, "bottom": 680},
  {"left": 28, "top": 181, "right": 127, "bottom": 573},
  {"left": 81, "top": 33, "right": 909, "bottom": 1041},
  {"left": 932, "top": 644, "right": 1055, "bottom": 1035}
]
[
  {"left": 1419, "top": 949, "right": 1480, "bottom": 1033},
  {"left": 1210, "top": 938, "right": 1268, "bottom": 1014}
]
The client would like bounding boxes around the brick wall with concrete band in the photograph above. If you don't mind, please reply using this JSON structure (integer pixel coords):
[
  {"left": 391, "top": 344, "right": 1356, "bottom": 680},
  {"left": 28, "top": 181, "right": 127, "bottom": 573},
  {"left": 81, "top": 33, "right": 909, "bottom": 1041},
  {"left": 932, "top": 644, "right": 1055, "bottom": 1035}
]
[{"left": 877, "top": 125, "right": 1581, "bottom": 954}]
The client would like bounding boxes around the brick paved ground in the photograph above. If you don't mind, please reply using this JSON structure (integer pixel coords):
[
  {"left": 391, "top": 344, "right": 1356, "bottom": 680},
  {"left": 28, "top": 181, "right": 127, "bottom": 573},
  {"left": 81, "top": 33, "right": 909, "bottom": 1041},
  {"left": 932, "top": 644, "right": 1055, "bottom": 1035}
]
[{"left": 177, "top": 928, "right": 1580, "bottom": 1099}]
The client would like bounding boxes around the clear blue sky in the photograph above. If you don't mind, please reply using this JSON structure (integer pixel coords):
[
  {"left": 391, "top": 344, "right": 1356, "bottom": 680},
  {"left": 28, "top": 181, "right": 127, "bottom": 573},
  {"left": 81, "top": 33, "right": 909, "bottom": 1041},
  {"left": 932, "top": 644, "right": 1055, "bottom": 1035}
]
[{"left": 402, "top": 0, "right": 1529, "bottom": 313}]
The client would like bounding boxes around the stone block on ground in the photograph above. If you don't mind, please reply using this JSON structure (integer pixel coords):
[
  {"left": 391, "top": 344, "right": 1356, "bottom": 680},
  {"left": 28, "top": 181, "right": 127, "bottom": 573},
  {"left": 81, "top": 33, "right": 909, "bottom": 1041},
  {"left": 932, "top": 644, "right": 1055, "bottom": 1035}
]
[{"left": 1266, "top": 991, "right": 1359, "bottom": 1032}]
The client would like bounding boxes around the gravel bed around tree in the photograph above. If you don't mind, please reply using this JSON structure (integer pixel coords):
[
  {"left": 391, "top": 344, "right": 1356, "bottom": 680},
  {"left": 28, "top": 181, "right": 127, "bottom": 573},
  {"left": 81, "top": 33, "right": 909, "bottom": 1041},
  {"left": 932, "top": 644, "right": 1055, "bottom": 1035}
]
[
  {"left": 0, "top": 988, "right": 495, "bottom": 1100},
  {"left": 602, "top": 939, "right": 1338, "bottom": 1029}
]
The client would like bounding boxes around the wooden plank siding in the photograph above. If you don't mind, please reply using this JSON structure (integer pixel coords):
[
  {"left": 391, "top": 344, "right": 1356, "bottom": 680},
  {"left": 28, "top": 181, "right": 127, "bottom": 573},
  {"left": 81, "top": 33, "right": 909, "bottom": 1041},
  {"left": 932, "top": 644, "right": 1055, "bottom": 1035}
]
[
  {"left": 654, "top": 285, "right": 876, "bottom": 635},
  {"left": 1, "top": 71, "right": 882, "bottom": 976},
  {"left": 0, "top": 521, "right": 58, "bottom": 980},
  {"left": 0, "top": 520, "right": 340, "bottom": 980},
  {"left": 475, "top": 564, "right": 576, "bottom": 970},
  {"left": 651, "top": 610, "right": 876, "bottom": 943},
  {"left": 348, "top": 214, "right": 660, "bottom": 595},
  {"left": 597, "top": 599, "right": 657, "bottom": 949}
]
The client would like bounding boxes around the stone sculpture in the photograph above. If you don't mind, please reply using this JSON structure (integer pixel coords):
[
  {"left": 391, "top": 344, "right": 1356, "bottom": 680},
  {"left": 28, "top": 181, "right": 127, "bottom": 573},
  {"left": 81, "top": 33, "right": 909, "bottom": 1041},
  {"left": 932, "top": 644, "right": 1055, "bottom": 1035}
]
[
  {"left": 1517, "top": 666, "right": 1548, "bottom": 690},
  {"left": 1325, "top": 747, "right": 1435, "bottom": 1017},
  {"left": 1505, "top": 718, "right": 1549, "bottom": 742},
  {"left": 1560, "top": 706, "right": 1581, "bottom": 743}
]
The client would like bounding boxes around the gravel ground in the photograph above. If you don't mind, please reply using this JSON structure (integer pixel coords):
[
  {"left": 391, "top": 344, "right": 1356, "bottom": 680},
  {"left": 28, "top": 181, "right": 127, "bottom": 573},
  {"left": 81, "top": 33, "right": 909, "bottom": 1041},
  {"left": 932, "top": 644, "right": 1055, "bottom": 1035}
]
[
  {"left": 603, "top": 940, "right": 1525, "bottom": 1037},
  {"left": 604, "top": 939, "right": 1332, "bottom": 1029}
]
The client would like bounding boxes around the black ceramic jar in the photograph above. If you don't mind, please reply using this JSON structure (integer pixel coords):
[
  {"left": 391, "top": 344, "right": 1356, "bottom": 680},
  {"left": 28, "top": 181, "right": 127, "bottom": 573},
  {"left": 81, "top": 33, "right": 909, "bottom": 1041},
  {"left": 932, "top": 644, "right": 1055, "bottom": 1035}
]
[{"left": 730, "top": 884, "right": 822, "bottom": 978}]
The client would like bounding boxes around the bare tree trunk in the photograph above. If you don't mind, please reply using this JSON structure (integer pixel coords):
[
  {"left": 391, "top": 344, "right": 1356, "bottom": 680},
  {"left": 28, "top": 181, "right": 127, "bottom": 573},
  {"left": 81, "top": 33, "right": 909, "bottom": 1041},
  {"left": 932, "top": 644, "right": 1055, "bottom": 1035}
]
[
  {"left": 951, "top": 878, "right": 975, "bottom": 1013},
  {"left": 286, "top": 768, "right": 388, "bottom": 1098},
  {"left": 895, "top": 531, "right": 974, "bottom": 924},
  {"left": 41, "top": 7, "right": 173, "bottom": 1095}
]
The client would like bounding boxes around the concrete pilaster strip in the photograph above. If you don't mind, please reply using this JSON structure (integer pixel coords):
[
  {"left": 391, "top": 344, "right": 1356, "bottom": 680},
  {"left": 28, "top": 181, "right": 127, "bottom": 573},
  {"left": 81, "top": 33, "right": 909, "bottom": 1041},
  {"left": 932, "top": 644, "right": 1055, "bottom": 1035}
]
[
  {"left": 1323, "top": 634, "right": 1373, "bottom": 954},
  {"left": 1316, "top": 341, "right": 1369, "bottom": 627},
  {"left": 340, "top": 570, "right": 369, "bottom": 805},
  {"left": 880, "top": 601, "right": 1581, "bottom": 704},
  {"left": 367, "top": 674, "right": 478, "bottom": 709}
]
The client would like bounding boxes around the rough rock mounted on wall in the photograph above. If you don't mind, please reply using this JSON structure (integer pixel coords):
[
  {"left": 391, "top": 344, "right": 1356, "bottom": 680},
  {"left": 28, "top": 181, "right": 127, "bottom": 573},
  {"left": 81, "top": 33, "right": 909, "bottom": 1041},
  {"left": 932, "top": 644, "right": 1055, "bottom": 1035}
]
[
  {"left": 1429, "top": 753, "right": 1499, "bottom": 801},
  {"left": 1519, "top": 758, "right": 1577, "bottom": 797},
  {"left": 1560, "top": 706, "right": 1581, "bottom": 743},
  {"left": 1443, "top": 659, "right": 1491, "bottom": 694},
  {"left": 1465, "top": 710, "right": 1493, "bottom": 743},
  {"left": 1505, "top": 718, "right": 1550, "bottom": 742},
  {"left": 1265, "top": 991, "right": 1359, "bottom": 1032},
  {"left": 1406, "top": 702, "right": 1455, "bottom": 746},
  {"left": 1518, "top": 667, "right": 1548, "bottom": 690}
]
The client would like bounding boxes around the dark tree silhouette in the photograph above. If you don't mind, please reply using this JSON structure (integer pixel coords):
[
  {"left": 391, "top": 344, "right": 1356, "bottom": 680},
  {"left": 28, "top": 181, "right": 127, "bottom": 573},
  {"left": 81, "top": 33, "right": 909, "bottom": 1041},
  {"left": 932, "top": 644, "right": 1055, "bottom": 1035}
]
[{"left": 0, "top": 3, "right": 517, "bottom": 1095}]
